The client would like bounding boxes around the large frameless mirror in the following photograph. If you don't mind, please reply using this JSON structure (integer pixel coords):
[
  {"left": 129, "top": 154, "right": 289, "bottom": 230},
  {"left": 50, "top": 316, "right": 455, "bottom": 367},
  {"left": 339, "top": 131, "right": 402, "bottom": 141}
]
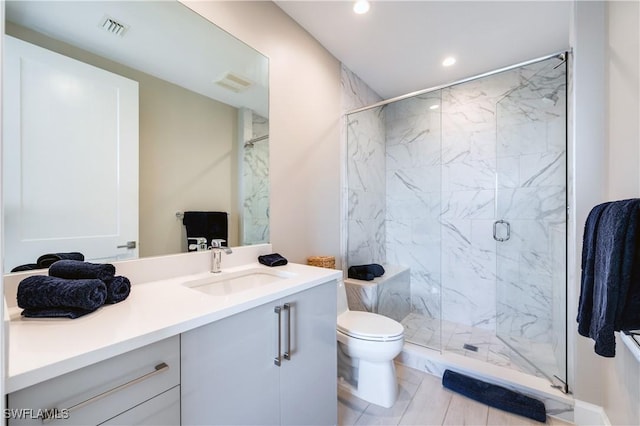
[{"left": 3, "top": 1, "right": 270, "bottom": 273}]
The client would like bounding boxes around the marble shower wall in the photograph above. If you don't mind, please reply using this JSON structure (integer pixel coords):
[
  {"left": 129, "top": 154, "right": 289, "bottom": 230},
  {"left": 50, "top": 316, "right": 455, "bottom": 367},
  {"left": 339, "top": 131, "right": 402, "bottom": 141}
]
[
  {"left": 242, "top": 112, "right": 269, "bottom": 245},
  {"left": 494, "top": 61, "right": 567, "bottom": 349},
  {"left": 345, "top": 58, "right": 566, "bottom": 350},
  {"left": 343, "top": 65, "right": 385, "bottom": 266},
  {"left": 385, "top": 93, "right": 442, "bottom": 323}
]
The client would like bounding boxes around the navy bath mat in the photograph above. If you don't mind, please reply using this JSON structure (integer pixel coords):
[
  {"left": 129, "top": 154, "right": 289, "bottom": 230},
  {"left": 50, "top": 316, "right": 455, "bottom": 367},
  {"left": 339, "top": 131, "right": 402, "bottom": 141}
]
[{"left": 442, "top": 369, "right": 547, "bottom": 423}]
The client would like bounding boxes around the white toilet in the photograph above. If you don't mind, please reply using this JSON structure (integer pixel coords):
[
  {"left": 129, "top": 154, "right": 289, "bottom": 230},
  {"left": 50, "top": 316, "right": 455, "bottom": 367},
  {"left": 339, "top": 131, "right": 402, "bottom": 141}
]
[{"left": 336, "top": 279, "right": 404, "bottom": 408}]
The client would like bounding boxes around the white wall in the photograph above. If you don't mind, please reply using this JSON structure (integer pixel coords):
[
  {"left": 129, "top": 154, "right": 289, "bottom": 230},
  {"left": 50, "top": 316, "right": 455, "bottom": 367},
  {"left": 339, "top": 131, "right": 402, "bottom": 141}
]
[
  {"left": 607, "top": 0, "right": 640, "bottom": 200},
  {"left": 570, "top": 0, "right": 608, "bottom": 407},
  {"left": 602, "top": 1, "right": 640, "bottom": 424},
  {"left": 572, "top": 1, "right": 640, "bottom": 424},
  {"left": 182, "top": 1, "right": 343, "bottom": 267}
]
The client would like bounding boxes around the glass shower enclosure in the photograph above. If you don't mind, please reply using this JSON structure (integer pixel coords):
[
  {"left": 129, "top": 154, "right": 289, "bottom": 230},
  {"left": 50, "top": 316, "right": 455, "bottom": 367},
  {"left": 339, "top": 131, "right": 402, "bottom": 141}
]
[{"left": 346, "top": 54, "right": 567, "bottom": 389}]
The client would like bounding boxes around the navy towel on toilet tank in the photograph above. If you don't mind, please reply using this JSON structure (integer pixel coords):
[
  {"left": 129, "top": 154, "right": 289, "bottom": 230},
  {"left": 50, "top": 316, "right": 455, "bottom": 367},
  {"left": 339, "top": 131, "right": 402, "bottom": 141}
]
[{"left": 182, "top": 211, "right": 228, "bottom": 251}]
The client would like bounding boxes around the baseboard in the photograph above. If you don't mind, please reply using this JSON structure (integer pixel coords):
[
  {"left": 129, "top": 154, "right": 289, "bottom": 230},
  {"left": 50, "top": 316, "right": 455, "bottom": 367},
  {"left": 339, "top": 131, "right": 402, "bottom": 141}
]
[{"left": 574, "top": 400, "right": 611, "bottom": 426}]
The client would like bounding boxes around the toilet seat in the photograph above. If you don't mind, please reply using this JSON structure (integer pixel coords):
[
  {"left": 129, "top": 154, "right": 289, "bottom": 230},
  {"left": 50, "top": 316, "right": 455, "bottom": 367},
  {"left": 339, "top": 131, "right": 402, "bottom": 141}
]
[{"left": 337, "top": 311, "right": 404, "bottom": 342}]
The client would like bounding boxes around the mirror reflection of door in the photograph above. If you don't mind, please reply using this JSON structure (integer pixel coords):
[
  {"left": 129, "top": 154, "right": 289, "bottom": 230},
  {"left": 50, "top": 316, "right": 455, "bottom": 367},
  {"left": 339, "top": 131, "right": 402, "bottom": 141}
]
[{"left": 3, "top": 35, "right": 139, "bottom": 271}]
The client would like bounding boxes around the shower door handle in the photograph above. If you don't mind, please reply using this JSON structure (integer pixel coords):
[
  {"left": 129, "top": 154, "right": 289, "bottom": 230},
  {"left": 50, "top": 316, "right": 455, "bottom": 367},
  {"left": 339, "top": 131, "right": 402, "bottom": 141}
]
[{"left": 493, "top": 220, "right": 510, "bottom": 242}]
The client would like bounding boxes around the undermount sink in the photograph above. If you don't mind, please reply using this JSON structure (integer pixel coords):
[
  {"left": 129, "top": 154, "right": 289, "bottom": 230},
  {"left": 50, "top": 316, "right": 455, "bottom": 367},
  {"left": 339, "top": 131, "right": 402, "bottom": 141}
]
[{"left": 184, "top": 268, "right": 296, "bottom": 297}]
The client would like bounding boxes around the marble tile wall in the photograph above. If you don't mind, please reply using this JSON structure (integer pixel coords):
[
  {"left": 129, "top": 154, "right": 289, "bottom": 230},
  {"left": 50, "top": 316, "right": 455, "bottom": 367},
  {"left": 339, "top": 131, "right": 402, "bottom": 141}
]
[
  {"left": 494, "top": 62, "right": 567, "bottom": 351},
  {"left": 344, "top": 58, "right": 566, "bottom": 368},
  {"left": 242, "top": 112, "right": 269, "bottom": 245},
  {"left": 343, "top": 65, "right": 386, "bottom": 267},
  {"left": 385, "top": 93, "right": 442, "bottom": 325}
]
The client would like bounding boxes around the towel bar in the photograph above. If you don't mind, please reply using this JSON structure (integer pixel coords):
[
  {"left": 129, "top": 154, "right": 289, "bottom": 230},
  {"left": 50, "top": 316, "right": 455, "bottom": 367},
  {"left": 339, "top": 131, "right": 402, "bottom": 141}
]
[{"left": 176, "top": 211, "right": 229, "bottom": 220}]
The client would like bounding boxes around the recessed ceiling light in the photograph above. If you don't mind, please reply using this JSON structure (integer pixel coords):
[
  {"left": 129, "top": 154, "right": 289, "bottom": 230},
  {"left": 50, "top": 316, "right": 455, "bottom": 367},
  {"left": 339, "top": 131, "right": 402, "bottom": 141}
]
[
  {"left": 353, "top": 0, "right": 370, "bottom": 14},
  {"left": 429, "top": 104, "right": 440, "bottom": 110},
  {"left": 442, "top": 56, "right": 456, "bottom": 67}
]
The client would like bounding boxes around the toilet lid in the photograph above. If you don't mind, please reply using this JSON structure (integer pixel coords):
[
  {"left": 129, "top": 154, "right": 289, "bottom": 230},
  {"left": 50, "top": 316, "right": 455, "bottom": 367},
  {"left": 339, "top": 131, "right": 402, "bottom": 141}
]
[{"left": 337, "top": 311, "right": 404, "bottom": 341}]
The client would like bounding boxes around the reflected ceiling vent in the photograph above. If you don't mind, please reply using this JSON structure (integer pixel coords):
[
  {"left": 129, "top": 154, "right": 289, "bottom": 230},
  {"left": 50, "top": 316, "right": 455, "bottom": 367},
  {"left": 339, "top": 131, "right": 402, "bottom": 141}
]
[
  {"left": 215, "top": 72, "right": 253, "bottom": 93},
  {"left": 100, "top": 15, "right": 128, "bottom": 37}
]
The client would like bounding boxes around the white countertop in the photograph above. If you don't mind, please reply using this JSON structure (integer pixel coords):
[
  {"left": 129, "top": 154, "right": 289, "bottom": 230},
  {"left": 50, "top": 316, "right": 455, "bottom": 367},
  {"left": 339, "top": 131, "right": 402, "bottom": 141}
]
[{"left": 5, "top": 256, "right": 341, "bottom": 393}]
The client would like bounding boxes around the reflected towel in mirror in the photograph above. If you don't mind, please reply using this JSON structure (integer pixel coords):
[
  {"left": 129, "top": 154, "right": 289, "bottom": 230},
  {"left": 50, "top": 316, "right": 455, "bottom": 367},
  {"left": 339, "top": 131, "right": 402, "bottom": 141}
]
[{"left": 182, "top": 211, "right": 228, "bottom": 251}]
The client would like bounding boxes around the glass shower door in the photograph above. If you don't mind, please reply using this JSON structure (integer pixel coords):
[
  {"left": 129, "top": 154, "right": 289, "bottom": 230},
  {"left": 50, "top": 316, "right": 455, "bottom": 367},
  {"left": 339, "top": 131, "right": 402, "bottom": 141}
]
[{"left": 495, "top": 56, "right": 567, "bottom": 390}]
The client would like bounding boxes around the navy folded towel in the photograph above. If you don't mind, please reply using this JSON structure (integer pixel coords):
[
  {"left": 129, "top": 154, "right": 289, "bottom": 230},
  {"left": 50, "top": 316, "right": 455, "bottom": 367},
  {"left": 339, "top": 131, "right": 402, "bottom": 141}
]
[
  {"left": 258, "top": 253, "right": 288, "bottom": 267},
  {"left": 10, "top": 263, "right": 40, "bottom": 273},
  {"left": 17, "top": 276, "right": 107, "bottom": 316},
  {"left": 348, "top": 264, "right": 385, "bottom": 281},
  {"left": 442, "top": 370, "right": 546, "bottom": 423},
  {"left": 22, "top": 307, "right": 97, "bottom": 319},
  {"left": 49, "top": 260, "right": 116, "bottom": 282},
  {"left": 104, "top": 276, "right": 131, "bottom": 304},
  {"left": 37, "top": 252, "right": 85, "bottom": 268}
]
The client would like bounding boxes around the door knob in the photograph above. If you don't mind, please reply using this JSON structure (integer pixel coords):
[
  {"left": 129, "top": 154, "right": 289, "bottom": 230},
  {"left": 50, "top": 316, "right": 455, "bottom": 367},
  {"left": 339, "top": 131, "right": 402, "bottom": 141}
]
[{"left": 117, "top": 241, "right": 137, "bottom": 249}]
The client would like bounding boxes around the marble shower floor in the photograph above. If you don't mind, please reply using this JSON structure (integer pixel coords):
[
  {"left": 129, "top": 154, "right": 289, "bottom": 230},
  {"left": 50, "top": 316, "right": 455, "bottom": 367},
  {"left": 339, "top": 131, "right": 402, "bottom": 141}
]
[{"left": 401, "top": 313, "right": 561, "bottom": 380}]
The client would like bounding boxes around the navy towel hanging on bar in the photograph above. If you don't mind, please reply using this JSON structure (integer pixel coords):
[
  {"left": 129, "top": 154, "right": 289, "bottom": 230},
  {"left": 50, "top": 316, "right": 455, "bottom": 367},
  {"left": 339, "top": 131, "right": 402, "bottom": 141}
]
[{"left": 577, "top": 198, "right": 640, "bottom": 357}]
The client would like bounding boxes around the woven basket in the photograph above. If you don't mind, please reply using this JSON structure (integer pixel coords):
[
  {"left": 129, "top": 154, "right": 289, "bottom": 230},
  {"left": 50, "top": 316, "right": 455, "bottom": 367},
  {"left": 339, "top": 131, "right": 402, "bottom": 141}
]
[{"left": 307, "top": 256, "right": 336, "bottom": 269}]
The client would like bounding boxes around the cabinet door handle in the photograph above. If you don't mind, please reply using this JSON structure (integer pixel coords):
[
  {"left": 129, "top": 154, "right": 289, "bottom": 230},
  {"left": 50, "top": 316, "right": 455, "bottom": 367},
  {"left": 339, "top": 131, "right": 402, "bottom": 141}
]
[
  {"left": 283, "top": 303, "right": 291, "bottom": 361},
  {"left": 43, "top": 362, "right": 169, "bottom": 422},
  {"left": 274, "top": 305, "right": 282, "bottom": 367}
]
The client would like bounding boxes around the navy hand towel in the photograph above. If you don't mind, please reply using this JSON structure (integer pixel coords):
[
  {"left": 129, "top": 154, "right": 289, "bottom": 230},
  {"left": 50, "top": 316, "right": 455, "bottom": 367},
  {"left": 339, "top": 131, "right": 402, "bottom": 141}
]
[
  {"left": 49, "top": 260, "right": 116, "bottom": 282},
  {"left": 348, "top": 264, "right": 385, "bottom": 281},
  {"left": 17, "top": 276, "right": 107, "bottom": 313},
  {"left": 104, "top": 276, "right": 131, "bottom": 304},
  {"left": 37, "top": 252, "right": 85, "bottom": 268},
  {"left": 182, "top": 211, "right": 228, "bottom": 252},
  {"left": 348, "top": 266, "right": 373, "bottom": 281},
  {"left": 258, "top": 253, "right": 288, "bottom": 267}
]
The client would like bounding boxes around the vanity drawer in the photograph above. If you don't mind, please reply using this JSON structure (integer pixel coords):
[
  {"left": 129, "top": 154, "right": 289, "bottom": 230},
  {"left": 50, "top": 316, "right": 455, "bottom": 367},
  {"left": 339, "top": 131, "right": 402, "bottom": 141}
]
[
  {"left": 7, "top": 336, "right": 180, "bottom": 426},
  {"left": 99, "top": 386, "right": 180, "bottom": 426}
]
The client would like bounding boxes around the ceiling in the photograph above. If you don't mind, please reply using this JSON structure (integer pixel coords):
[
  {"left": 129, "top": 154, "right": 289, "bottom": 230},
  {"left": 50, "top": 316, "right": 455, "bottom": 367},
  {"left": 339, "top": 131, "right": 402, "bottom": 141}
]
[
  {"left": 276, "top": 1, "right": 572, "bottom": 101},
  {"left": 5, "top": 1, "right": 269, "bottom": 117}
]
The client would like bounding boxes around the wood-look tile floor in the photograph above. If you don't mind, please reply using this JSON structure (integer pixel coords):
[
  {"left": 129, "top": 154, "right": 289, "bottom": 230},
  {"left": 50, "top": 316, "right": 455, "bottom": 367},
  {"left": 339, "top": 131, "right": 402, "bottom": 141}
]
[{"left": 338, "top": 364, "right": 573, "bottom": 426}]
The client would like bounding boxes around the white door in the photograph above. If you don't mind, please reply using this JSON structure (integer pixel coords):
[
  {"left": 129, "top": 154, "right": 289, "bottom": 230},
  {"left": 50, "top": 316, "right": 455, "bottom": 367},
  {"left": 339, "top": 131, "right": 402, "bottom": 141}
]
[{"left": 3, "top": 35, "right": 139, "bottom": 271}]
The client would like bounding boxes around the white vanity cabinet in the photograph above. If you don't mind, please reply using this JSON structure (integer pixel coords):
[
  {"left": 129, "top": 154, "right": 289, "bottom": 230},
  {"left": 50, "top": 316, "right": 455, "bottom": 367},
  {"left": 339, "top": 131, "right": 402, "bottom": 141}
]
[
  {"left": 181, "top": 280, "right": 337, "bottom": 425},
  {"left": 7, "top": 336, "right": 180, "bottom": 426}
]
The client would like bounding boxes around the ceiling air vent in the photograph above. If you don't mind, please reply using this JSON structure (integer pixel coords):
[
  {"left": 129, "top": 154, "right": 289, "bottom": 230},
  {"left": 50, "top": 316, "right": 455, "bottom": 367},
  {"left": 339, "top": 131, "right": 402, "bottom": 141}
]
[
  {"left": 100, "top": 15, "right": 128, "bottom": 37},
  {"left": 215, "top": 72, "right": 253, "bottom": 93}
]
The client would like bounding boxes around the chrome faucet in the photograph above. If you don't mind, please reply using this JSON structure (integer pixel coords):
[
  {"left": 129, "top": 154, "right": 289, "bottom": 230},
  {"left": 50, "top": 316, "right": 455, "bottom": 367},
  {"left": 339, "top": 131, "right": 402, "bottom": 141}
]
[{"left": 210, "top": 239, "right": 233, "bottom": 273}]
